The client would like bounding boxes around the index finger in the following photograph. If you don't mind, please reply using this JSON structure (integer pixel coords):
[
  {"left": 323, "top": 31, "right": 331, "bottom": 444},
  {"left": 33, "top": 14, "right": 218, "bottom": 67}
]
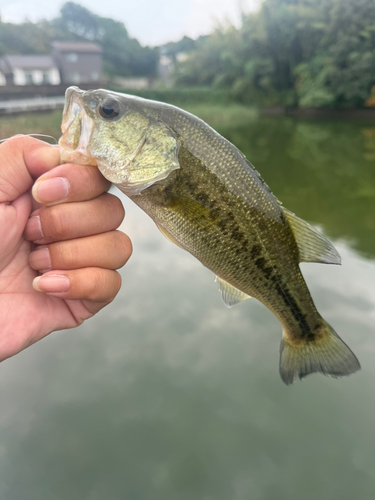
[
  {"left": 0, "top": 136, "right": 60, "bottom": 203},
  {"left": 32, "top": 163, "right": 111, "bottom": 206}
]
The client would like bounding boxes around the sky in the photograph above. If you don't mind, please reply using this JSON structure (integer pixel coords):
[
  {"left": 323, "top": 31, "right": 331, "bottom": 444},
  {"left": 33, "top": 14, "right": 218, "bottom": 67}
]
[{"left": 0, "top": 0, "right": 262, "bottom": 46}]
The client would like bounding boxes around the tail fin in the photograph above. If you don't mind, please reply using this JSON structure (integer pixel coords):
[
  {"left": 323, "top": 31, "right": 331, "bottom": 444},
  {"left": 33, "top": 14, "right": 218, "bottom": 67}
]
[{"left": 279, "top": 322, "right": 360, "bottom": 385}]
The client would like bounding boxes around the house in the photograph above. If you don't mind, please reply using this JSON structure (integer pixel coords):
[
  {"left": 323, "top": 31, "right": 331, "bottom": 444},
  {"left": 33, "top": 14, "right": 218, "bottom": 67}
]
[
  {"left": 51, "top": 42, "right": 102, "bottom": 85},
  {"left": 0, "top": 42, "right": 102, "bottom": 88},
  {"left": 0, "top": 55, "right": 60, "bottom": 85},
  {"left": 0, "top": 59, "right": 8, "bottom": 86}
]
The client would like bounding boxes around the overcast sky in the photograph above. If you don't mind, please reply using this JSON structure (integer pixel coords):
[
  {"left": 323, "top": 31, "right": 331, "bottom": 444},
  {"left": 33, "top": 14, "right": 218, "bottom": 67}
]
[{"left": 0, "top": 0, "right": 262, "bottom": 46}]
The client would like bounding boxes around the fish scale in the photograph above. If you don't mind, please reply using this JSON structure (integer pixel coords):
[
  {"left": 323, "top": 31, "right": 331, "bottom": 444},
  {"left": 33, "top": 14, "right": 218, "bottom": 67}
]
[{"left": 59, "top": 86, "right": 360, "bottom": 384}]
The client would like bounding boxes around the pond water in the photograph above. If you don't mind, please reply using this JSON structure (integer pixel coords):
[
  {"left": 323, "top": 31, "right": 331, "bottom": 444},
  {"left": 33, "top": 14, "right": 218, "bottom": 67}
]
[{"left": 0, "top": 111, "right": 374, "bottom": 500}]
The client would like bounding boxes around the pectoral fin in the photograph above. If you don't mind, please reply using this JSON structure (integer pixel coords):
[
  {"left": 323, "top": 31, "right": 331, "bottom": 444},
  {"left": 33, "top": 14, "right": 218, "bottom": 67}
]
[
  {"left": 155, "top": 222, "right": 185, "bottom": 250},
  {"left": 215, "top": 277, "right": 252, "bottom": 308},
  {"left": 282, "top": 207, "right": 341, "bottom": 265}
]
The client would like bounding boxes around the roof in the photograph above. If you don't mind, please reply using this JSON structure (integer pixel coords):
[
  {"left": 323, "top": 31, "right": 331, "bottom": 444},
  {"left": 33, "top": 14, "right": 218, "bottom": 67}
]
[
  {"left": 5, "top": 55, "right": 57, "bottom": 70},
  {"left": 51, "top": 42, "right": 102, "bottom": 53}
]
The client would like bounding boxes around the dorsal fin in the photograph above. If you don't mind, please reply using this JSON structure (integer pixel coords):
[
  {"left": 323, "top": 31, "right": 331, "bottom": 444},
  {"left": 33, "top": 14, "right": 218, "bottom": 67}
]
[
  {"left": 282, "top": 207, "right": 341, "bottom": 265},
  {"left": 215, "top": 277, "right": 252, "bottom": 308}
]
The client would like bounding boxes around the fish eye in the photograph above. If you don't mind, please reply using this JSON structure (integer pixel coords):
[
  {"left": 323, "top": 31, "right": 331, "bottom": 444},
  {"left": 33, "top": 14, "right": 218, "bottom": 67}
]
[{"left": 98, "top": 99, "right": 121, "bottom": 120}]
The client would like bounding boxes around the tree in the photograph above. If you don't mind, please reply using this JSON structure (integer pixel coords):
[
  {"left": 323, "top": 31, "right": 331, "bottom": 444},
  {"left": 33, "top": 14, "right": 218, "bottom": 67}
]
[
  {"left": 175, "top": 0, "right": 375, "bottom": 108},
  {"left": 52, "top": 2, "right": 158, "bottom": 77}
]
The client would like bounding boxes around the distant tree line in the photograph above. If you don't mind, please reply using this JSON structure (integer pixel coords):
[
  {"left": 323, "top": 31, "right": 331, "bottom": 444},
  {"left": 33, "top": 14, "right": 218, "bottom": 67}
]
[
  {"left": 175, "top": 0, "right": 375, "bottom": 108},
  {"left": 0, "top": 2, "right": 158, "bottom": 78}
]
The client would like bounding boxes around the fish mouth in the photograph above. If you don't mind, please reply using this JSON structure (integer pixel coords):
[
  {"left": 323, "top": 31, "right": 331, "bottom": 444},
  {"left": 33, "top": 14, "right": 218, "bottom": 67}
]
[{"left": 59, "top": 86, "right": 97, "bottom": 166}]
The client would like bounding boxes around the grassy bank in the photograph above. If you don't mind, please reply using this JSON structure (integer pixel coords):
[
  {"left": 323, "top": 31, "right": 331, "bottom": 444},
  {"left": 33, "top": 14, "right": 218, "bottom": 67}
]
[{"left": 0, "top": 110, "right": 62, "bottom": 141}]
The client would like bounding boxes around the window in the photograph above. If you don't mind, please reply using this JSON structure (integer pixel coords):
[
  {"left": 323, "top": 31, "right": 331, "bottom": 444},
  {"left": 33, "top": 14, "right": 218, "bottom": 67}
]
[
  {"left": 25, "top": 72, "right": 33, "bottom": 85},
  {"left": 42, "top": 72, "right": 50, "bottom": 84},
  {"left": 90, "top": 71, "right": 99, "bottom": 81},
  {"left": 66, "top": 53, "right": 78, "bottom": 63}
]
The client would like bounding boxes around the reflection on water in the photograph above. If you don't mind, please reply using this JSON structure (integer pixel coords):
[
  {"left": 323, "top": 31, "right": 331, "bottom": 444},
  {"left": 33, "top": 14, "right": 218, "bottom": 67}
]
[{"left": 1, "top": 113, "right": 375, "bottom": 499}]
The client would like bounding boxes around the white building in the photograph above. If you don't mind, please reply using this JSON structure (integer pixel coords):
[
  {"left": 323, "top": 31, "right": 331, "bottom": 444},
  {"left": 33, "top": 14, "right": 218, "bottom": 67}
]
[{"left": 1, "top": 55, "right": 60, "bottom": 85}]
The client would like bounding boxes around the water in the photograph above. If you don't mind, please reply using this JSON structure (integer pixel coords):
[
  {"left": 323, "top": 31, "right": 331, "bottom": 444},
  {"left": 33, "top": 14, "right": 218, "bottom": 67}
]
[{"left": 1, "top": 112, "right": 375, "bottom": 500}]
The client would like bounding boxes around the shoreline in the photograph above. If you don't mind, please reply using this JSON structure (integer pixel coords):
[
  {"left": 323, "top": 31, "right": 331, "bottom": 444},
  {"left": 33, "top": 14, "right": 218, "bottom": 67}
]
[{"left": 261, "top": 106, "right": 375, "bottom": 120}]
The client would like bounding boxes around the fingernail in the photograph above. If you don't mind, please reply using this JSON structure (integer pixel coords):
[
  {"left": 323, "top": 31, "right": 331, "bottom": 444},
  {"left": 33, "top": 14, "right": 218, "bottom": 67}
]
[
  {"left": 24, "top": 215, "right": 43, "bottom": 241},
  {"left": 32, "top": 177, "right": 70, "bottom": 205},
  {"left": 33, "top": 274, "right": 70, "bottom": 294},
  {"left": 29, "top": 247, "right": 51, "bottom": 271}
]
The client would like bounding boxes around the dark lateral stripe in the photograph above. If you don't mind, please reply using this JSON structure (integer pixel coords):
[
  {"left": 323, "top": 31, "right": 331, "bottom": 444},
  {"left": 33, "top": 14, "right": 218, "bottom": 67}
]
[{"left": 271, "top": 276, "right": 312, "bottom": 338}]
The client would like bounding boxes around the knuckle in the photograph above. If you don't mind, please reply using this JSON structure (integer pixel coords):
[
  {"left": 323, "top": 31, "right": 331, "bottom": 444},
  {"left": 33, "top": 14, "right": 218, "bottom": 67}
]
[
  {"left": 51, "top": 241, "right": 75, "bottom": 269},
  {"left": 6, "top": 135, "right": 37, "bottom": 153},
  {"left": 45, "top": 206, "right": 68, "bottom": 240},
  {"left": 89, "top": 271, "right": 106, "bottom": 300},
  {"left": 89, "top": 270, "right": 121, "bottom": 302},
  {"left": 85, "top": 271, "right": 103, "bottom": 300}
]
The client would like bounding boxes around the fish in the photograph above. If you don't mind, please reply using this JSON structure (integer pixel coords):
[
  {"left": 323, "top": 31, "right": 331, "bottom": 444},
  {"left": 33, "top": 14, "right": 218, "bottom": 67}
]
[{"left": 59, "top": 86, "right": 360, "bottom": 384}]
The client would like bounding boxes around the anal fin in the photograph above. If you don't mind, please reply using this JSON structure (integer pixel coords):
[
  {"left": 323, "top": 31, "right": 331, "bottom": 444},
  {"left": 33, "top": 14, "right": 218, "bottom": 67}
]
[{"left": 215, "top": 276, "right": 252, "bottom": 308}]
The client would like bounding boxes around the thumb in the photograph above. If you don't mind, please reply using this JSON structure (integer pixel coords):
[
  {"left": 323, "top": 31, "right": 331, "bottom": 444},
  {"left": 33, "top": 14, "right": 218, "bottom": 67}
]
[{"left": 0, "top": 135, "right": 60, "bottom": 204}]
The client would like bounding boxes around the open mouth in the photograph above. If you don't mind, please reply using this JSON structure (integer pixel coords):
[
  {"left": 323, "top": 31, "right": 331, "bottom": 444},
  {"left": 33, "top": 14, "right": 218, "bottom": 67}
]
[{"left": 59, "top": 87, "right": 97, "bottom": 166}]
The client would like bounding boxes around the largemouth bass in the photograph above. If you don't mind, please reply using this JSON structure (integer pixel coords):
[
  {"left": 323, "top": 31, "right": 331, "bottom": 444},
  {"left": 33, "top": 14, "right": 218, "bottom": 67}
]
[{"left": 59, "top": 86, "right": 360, "bottom": 384}]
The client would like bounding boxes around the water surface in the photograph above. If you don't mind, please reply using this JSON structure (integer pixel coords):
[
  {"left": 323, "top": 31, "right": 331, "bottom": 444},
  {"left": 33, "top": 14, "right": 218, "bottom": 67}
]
[{"left": 0, "top": 111, "right": 374, "bottom": 500}]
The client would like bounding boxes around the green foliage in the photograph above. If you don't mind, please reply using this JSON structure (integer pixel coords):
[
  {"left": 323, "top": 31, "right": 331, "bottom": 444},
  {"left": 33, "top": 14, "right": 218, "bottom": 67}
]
[
  {"left": 294, "top": 0, "right": 375, "bottom": 108},
  {"left": 0, "top": 19, "right": 53, "bottom": 56},
  {"left": 162, "top": 36, "right": 198, "bottom": 62},
  {"left": 294, "top": 58, "right": 336, "bottom": 107},
  {"left": 58, "top": 2, "right": 99, "bottom": 39},
  {"left": 175, "top": 0, "right": 375, "bottom": 108}
]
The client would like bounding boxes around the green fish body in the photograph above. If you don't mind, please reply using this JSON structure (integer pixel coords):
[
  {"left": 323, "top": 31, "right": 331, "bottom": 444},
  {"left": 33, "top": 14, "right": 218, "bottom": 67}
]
[{"left": 59, "top": 87, "right": 360, "bottom": 384}]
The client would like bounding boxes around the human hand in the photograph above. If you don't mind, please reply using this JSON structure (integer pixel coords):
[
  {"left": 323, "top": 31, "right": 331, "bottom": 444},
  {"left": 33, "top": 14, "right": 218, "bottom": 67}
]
[{"left": 0, "top": 136, "right": 132, "bottom": 361}]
